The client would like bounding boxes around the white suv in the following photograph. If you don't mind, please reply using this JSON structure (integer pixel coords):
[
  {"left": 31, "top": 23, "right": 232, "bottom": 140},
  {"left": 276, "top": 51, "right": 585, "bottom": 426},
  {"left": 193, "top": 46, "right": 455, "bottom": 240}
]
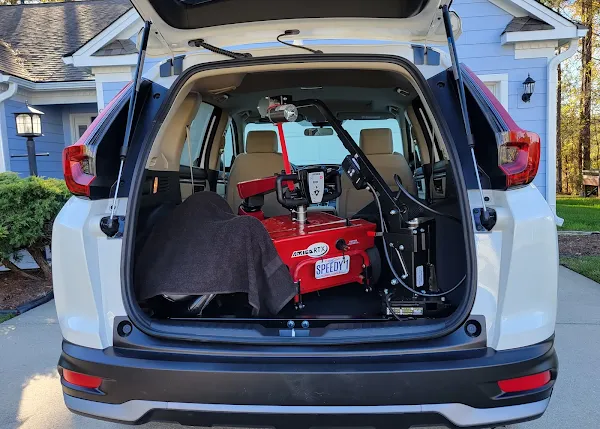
[{"left": 53, "top": 1, "right": 559, "bottom": 428}]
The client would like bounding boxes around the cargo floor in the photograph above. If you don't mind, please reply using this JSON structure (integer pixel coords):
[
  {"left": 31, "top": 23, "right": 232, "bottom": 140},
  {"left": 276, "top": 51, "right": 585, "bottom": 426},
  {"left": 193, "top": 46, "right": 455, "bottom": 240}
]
[{"left": 277, "top": 283, "right": 384, "bottom": 319}]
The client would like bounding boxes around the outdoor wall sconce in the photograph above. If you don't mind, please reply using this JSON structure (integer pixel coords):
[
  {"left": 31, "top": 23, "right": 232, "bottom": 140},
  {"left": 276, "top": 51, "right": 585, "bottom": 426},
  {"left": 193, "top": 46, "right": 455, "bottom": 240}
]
[
  {"left": 12, "top": 103, "right": 46, "bottom": 176},
  {"left": 521, "top": 74, "right": 536, "bottom": 103}
]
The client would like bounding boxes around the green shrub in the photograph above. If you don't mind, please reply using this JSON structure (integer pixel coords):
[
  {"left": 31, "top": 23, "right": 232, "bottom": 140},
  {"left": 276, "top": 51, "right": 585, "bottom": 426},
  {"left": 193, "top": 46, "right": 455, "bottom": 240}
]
[{"left": 0, "top": 172, "right": 70, "bottom": 280}]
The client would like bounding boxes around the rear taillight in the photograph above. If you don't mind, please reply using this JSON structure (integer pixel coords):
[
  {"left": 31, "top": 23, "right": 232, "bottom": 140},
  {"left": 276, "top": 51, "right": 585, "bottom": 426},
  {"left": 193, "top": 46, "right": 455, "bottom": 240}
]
[
  {"left": 62, "top": 81, "right": 132, "bottom": 197},
  {"left": 62, "top": 369, "right": 103, "bottom": 389},
  {"left": 464, "top": 66, "right": 541, "bottom": 189},
  {"left": 498, "top": 370, "right": 551, "bottom": 393},
  {"left": 63, "top": 144, "right": 94, "bottom": 196},
  {"left": 497, "top": 130, "right": 541, "bottom": 188}
]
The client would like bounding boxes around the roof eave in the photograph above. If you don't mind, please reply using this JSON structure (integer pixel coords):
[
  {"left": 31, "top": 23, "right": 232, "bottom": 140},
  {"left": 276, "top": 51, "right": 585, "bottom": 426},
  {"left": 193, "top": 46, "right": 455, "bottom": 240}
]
[
  {"left": 63, "top": 8, "right": 139, "bottom": 67},
  {"left": 0, "top": 73, "right": 96, "bottom": 90},
  {"left": 501, "top": 26, "right": 588, "bottom": 44}
]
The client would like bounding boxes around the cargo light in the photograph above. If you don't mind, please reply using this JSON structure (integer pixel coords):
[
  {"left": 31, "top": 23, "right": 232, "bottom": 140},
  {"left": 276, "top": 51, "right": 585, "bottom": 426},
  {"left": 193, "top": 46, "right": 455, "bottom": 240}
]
[{"left": 497, "top": 370, "right": 551, "bottom": 393}]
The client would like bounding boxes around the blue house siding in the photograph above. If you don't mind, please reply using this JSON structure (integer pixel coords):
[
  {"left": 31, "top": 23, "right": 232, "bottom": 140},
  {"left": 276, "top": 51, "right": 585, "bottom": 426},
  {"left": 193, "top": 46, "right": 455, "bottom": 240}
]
[
  {"left": 454, "top": 0, "right": 548, "bottom": 198},
  {"left": 3, "top": 101, "right": 98, "bottom": 179},
  {"left": 5, "top": 100, "right": 65, "bottom": 178},
  {"left": 102, "top": 81, "right": 130, "bottom": 107}
]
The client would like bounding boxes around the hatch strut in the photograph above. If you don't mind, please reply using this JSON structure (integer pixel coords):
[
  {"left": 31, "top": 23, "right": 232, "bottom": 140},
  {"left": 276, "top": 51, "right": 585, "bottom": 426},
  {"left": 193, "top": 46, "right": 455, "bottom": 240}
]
[
  {"left": 441, "top": 5, "right": 491, "bottom": 227},
  {"left": 105, "top": 20, "right": 151, "bottom": 234}
]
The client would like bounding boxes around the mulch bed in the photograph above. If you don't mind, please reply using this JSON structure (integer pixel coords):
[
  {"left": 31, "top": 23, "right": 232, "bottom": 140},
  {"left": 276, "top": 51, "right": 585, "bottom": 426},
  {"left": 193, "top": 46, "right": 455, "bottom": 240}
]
[
  {"left": 559, "top": 233, "right": 600, "bottom": 257},
  {"left": 0, "top": 270, "right": 52, "bottom": 310}
]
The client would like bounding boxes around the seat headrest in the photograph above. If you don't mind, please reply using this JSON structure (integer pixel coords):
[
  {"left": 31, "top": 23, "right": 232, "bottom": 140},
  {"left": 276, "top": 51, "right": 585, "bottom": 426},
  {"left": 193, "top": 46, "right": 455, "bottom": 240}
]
[
  {"left": 246, "top": 130, "right": 278, "bottom": 153},
  {"left": 360, "top": 128, "right": 393, "bottom": 155}
]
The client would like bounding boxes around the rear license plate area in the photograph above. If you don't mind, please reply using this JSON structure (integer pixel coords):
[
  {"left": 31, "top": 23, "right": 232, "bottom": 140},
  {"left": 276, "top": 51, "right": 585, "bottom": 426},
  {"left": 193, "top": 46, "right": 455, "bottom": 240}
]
[{"left": 315, "top": 255, "right": 350, "bottom": 279}]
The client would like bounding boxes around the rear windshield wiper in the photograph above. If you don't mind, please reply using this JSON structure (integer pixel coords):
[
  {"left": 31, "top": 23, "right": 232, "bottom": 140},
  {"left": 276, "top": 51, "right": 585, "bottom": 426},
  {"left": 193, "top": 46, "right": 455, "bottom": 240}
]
[{"left": 188, "top": 39, "right": 252, "bottom": 59}]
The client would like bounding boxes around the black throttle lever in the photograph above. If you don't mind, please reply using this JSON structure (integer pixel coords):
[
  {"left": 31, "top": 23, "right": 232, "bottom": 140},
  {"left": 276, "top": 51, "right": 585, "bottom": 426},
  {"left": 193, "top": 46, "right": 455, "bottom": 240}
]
[
  {"left": 276, "top": 173, "right": 308, "bottom": 208},
  {"left": 276, "top": 169, "right": 342, "bottom": 209}
]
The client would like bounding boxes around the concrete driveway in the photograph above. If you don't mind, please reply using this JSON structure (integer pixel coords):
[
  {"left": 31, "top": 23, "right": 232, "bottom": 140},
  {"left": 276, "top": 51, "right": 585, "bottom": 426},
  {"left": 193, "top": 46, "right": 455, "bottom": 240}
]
[{"left": 1, "top": 266, "right": 599, "bottom": 429}]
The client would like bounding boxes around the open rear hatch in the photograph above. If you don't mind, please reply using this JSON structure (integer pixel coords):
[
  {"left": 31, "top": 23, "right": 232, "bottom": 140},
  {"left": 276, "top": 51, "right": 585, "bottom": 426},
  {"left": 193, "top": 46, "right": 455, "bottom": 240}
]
[{"left": 129, "top": 0, "right": 462, "bottom": 56}]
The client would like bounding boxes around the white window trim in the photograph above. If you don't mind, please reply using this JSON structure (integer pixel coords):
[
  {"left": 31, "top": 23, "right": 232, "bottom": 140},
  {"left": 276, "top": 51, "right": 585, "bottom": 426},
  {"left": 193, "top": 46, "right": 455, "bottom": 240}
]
[
  {"left": 93, "top": 67, "right": 134, "bottom": 111},
  {"left": 477, "top": 73, "right": 509, "bottom": 110},
  {"left": 70, "top": 113, "right": 97, "bottom": 145}
]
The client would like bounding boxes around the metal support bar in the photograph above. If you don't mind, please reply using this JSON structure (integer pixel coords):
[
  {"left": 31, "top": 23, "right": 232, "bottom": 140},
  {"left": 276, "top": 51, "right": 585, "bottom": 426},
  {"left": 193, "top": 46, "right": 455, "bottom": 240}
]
[
  {"left": 441, "top": 5, "right": 489, "bottom": 222},
  {"left": 108, "top": 21, "right": 151, "bottom": 226},
  {"left": 26, "top": 138, "right": 37, "bottom": 176}
]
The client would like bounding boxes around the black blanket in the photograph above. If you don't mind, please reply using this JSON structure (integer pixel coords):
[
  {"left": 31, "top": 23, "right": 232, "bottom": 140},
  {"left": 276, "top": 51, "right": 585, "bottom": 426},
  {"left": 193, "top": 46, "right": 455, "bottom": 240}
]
[{"left": 135, "top": 192, "right": 296, "bottom": 316}]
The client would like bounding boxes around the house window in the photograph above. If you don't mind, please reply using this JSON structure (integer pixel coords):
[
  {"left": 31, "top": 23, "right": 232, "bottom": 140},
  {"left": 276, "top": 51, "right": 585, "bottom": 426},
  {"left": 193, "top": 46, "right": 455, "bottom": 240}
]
[
  {"left": 70, "top": 113, "right": 97, "bottom": 144},
  {"left": 477, "top": 73, "right": 509, "bottom": 110}
]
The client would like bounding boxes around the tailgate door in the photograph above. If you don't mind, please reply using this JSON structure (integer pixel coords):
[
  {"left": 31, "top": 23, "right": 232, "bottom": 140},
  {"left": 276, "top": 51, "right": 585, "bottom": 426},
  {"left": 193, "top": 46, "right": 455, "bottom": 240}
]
[{"left": 129, "top": 0, "right": 461, "bottom": 56}]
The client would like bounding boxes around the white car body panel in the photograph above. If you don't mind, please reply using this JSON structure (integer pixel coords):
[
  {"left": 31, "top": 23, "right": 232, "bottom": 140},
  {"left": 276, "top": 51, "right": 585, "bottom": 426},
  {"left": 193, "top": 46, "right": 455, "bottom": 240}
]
[
  {"left": 469, "top": 186, "right": 558, "bottom": 350},
  {"left": 53, "top": 197, "right": 127, "bottom": 349},
  {"left": 53, "top": 187, "right": 558, "bottom": 351},
  {"left": 52, "top": 41, "right": 558, "bottom": 353}
]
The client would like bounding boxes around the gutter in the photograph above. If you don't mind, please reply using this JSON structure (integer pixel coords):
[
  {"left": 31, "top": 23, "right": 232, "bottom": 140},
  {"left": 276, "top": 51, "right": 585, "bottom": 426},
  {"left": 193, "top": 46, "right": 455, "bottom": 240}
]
[
  {"left": 546, "top": 39, "right": 578, "bottom": 226},
  {"left": 3, "top": 75, "right": 96, "bottom": 91},
  {"left": 0, "top": 74, "right": 18, "bottom": 102},
  {"left": 0, "top": 74, "right": 18, "bottom": 172}
]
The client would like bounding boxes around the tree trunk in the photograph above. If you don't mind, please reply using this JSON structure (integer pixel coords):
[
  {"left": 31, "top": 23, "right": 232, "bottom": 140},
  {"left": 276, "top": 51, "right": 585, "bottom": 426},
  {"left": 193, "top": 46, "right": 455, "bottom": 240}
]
[
  {"left": 28, "top": 247, "right": 52, "bottom": 281},
  {"left": 1, "top": 258, "right": 42, "bottom": 281},
  {"left": 579, "top": 0, "right": 593, "bottom": 193},
  {"left": 557, "top": 63, "right": 563, "bottom": 194}
]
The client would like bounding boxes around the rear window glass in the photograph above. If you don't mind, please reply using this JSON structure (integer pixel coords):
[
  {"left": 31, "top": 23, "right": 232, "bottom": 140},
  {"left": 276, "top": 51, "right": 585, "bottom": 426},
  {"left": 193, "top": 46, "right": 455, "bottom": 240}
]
[
  {"left": 180, "top": 103, "right": 215, "bottom": 167},
  {"left": 157, "top": 0, "right": 428, "bottom": 29},
  {"left": 244, "top": 119, "right": 402, "bottom": 166}
]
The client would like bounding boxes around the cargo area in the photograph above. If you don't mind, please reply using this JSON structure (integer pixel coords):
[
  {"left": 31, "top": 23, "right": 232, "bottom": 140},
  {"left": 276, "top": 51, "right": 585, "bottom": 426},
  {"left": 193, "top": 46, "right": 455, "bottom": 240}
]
[{"left": 124, "top": 59, "right": 476, "bottom": 340}]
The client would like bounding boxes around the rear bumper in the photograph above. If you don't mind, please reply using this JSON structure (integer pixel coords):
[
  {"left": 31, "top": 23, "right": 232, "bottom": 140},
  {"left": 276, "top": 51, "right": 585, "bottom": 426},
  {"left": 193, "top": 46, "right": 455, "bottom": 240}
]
[
  {"left": 58, "top": 336, "right": 557, "bottom": 428},
  {"left": 64, "top": 394, "right": 550, "bottom": 428}
]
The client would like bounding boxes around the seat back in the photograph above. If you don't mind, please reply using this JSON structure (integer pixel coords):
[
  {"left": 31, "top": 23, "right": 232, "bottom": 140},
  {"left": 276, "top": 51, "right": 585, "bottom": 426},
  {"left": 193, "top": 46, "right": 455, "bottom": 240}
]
[
  {"left": 338, "top": 128, "right": 416, "bottom": 218},
  {"left": 226, "top": 130, "right": 289, "bottom": 217}
]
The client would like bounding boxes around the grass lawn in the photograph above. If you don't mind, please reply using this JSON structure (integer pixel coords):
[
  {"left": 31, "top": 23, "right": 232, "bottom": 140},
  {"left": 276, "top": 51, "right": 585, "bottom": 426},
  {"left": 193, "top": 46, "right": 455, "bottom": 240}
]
[
  {"left": 561, "top": 256, "right": 600, "bottom": 283},
  {"left": 0, "top": 314, "right": 15, "bottom": 324},
  {"left": 556, "top": 196, "right": 600, "bottom": 231}
]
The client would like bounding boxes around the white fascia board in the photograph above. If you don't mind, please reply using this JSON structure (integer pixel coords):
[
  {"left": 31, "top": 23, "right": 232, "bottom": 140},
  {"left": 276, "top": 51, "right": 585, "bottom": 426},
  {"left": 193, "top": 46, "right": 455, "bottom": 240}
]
[
  {"left": 514, "top": 40, "right": 558, "bottom": 59},
  {"left": 491, "top": 0, "right": 577, "bottom": 29},
  {"left": 65, "top": 9, "right": 139, "bottom": 62},
  {"left": 1, "top": 76, "right": 96, "bottom": 91},
  {"left": 29, "top": 90, "right": 97, "bottom": 105},
  {"left": 501, "top": 27, "right": 586, "bottom": 45},
  {"left": 91, "top": 66, "right": 134, "bottom": 77},
  {"left": 0, "top": 74, "right": 96, "bottom": 106},
  {"left": 70, "top": 54, "right": 138, "bottom": 68},
  {"left": 489, "top": 0, "right": 528, "bottom": 18}
]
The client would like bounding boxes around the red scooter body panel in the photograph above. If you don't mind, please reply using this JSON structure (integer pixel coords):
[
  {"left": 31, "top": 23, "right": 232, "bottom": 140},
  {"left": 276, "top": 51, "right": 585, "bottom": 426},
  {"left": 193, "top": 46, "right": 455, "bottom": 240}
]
[{"left": 262, "top": 212, "right": 376, "bottom": 299}]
